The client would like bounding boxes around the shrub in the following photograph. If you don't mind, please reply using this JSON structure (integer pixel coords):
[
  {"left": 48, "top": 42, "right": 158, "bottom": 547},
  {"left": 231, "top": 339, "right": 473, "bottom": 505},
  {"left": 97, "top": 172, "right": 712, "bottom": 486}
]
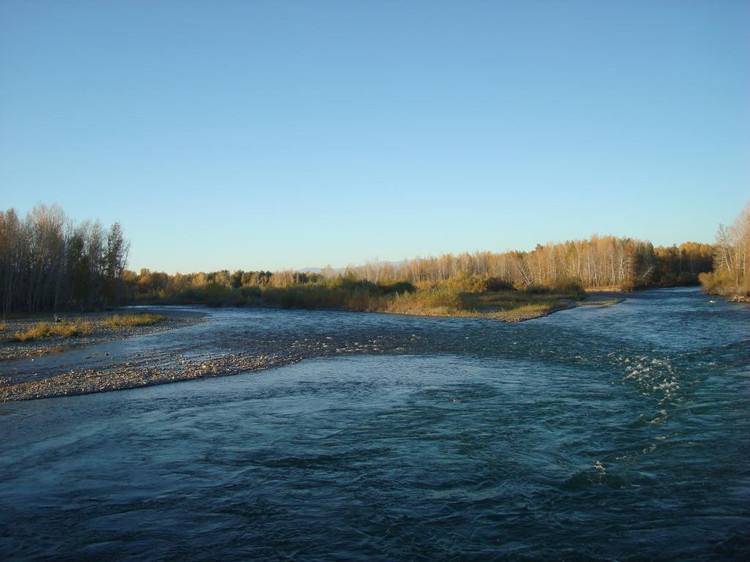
[
  {"left": 203, "top": 283, "right": 236, "bottom": 306},
  {"left": 326, "top": 277, "right": 378, "bottom": 293},
  {"left": 240, "top": 286, "right": 261, "bottom": 299},
  {"left": 484, "top": 277, "right": 515, "bottom": 292},
  {"left": 550, "top": 279, "right": 586, "bottom": 297},
  {"left": 523, "top": 284, "right": 551, "bottom": 295},
  {"left": 445, "top": 275, "right": 488, "bottom": 293},
  {"left": 700, "top": 270, "right": 738, "bottom": 295},
  {"left": 388, "top": 283, "right": 463, "bottom": 313},
  {"left": 379, "top": 281, "right": 416, "bottom": 294}
]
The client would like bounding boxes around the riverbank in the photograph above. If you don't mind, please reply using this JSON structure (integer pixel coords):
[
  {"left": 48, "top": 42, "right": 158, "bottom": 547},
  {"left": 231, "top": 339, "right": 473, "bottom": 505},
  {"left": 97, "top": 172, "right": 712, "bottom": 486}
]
[
  {"left": 1, "top": 288, "right": 620, "bottom": 366},
  {"left": 0, "top": 293, "right": 626, "bottom": 403},
  {"left": 0, "top": 309, "right": 205, "bottom": 362}
]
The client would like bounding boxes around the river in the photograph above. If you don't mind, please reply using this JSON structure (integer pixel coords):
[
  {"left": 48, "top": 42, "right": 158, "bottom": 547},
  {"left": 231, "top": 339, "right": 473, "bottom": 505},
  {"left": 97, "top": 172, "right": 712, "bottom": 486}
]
[{"left": 1, "top": 287, "right": 748, "bottom": 560}]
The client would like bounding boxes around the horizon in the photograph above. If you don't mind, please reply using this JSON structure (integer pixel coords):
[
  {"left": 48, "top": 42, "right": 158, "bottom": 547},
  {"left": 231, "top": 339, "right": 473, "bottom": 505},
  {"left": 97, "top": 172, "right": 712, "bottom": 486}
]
[
  {"left": 0, "top": 200, "right": 728, "bottom": 275},
  {"left": 2, "top": 1, "right": 748, "bottom": 272}
]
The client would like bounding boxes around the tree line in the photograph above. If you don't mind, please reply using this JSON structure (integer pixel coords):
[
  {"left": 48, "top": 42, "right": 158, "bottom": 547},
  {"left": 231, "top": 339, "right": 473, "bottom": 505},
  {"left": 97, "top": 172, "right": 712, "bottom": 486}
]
[
  {"left": 0, "top": 204, "right": 723, "bottom": 315},
  {"left": 0, "top": 205, "right": 128, "bottom": 315},
  {"left": 342, "top": 237, "right": 713, "bottom": 291},
  {"left": 127, "top": 236, "right": 713, "bottom": 305}
]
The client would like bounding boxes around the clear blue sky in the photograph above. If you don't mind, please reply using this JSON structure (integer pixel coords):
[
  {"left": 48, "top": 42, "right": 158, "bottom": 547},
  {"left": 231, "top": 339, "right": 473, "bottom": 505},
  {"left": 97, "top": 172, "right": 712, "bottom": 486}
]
[{"left": 1, "top": 1, "right": 748, "bottom": 273}]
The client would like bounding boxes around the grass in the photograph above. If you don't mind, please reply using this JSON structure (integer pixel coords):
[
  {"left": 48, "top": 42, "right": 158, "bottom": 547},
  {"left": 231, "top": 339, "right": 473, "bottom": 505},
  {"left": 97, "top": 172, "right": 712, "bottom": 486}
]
[
  {"left": 12, "top": 319, "right": 94, "bottom": 342},
  {"left": 8, "top": 313, "right": 166, "bottom": 342},
  {"left": 104, "top": 313, "right": 166, "bottom": 328}
]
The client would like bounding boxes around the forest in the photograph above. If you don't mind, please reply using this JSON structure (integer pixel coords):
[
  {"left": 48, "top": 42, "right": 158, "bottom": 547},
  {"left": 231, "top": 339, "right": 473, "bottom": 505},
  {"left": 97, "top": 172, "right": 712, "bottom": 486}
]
[
  {"left": 0, "top": 203, "right": 729, "bottom": 316},
  {"left": 123, "top": 237, "right": 713, "bottom": 308}
]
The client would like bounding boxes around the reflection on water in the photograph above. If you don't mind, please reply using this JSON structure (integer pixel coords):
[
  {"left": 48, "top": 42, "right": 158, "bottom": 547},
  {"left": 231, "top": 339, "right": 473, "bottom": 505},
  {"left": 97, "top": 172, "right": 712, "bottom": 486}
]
[{"left": 1, "top": 288, "right": 749, "bottom": 560}]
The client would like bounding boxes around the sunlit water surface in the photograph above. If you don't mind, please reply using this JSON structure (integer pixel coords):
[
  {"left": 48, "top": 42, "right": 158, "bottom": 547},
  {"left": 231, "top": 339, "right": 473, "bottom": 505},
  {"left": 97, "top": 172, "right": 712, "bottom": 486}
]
[{"left": 1, "top": 288, "right": 749, "bottom": 560}]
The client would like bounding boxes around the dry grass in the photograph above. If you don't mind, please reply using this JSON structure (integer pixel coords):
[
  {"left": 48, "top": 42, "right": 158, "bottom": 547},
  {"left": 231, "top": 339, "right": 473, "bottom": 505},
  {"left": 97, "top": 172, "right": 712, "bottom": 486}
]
[
  {"left": 12, "top": 320, "right": 94, "bottom": 342},
  {"left": 585, "top": 285, "right": 625, "bottom": 293},
  {"left": 6, "top": 312, "right": 167, "bottom": 343},
  {"left": 385, "top": 286, "right": 578, "bottom": 321},
  {"left": 8, "top": 313, "right": 167, "bottom": 342},
  {"left": 104, "top": 313, "right": 166, "bottom": 328}
]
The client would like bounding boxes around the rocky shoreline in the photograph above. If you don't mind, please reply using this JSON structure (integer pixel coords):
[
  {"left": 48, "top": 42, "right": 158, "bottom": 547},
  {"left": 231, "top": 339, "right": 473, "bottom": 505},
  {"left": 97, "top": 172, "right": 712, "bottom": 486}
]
[
  {"left": 0, "top": 297, "right": 626, "bottom": 403},
  {"left": 0, "top": 320, "right": 420, "bottom": 402},
  {"left": 0, "top": 352, "right": 292, "bottom": 402}
]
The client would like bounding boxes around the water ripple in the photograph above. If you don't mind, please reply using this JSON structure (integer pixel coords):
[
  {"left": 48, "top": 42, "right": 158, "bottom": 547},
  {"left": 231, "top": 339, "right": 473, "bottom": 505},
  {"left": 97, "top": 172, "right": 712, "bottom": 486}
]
[{"left": 1, "top": 288, "right": 749, "bottom": 560}]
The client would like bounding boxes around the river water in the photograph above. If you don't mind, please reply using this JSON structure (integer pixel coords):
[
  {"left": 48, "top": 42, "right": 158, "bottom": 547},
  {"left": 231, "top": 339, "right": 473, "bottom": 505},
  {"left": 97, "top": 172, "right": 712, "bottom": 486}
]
[{"left": 1, "top": 288, "right": 748, "bottom": 560}]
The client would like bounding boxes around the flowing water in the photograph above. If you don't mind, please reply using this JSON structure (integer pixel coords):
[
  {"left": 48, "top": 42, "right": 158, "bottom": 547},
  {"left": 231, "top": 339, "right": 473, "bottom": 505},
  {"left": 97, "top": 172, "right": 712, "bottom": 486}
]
[{"left": 1, "top": 288, "right": 749, "bottom": 560}]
